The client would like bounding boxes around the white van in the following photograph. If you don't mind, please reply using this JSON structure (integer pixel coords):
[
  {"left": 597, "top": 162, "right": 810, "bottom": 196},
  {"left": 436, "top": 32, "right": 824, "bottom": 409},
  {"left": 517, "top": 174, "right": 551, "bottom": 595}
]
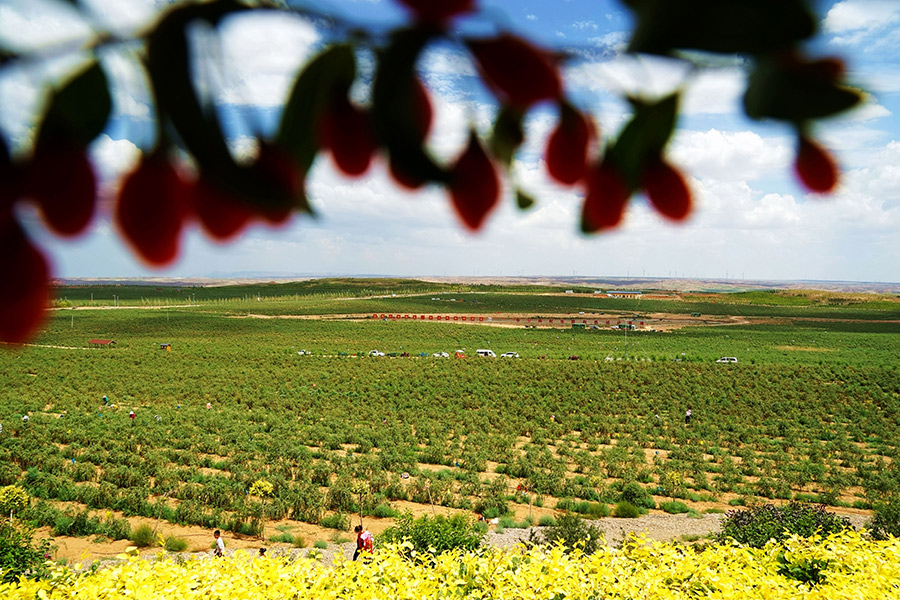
[
  {"left": 716, "top": 356, "right": 738, "bottom": 363},
  {"left": 476, "top": 349, "right": 496, "bottom": 357}
]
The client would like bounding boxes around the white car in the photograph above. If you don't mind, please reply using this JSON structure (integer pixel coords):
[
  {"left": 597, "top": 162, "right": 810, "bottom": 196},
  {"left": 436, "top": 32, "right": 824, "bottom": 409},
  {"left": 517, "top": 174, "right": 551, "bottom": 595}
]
[
  {"left": 368, "top": 350, "right": 385, "bottom": 357},
  {"left": 476, "top": 349, "right": 497, "bottom": 357},
  {"left": 500, "top": 352, "right": 520, "bottom": 358},
  {"left": 716, "top": 356, "right": 738, "bottom": 363},
  {"left": 297, "top": 350, "right": 310, "bottom": 356},
  {"left": 433, "top": 352, "right": 449, "bottom": 358}
]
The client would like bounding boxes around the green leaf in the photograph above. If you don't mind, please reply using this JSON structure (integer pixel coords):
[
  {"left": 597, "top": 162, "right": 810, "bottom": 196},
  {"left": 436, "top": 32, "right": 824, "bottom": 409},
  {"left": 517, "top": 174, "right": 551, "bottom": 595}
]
[
  {"left": 627, "top": 0, "right": 815, "bottom": 56},
  {"left": 743, "top": 59, "right": 864, "bottom": 123},
  {"left": 35, "top": 61, "right": 110, "bottom": 149},
  {"left": 606, "top": 93, "right": 679, "bottom": 190},
  {"left": 277, "top": 44, "right": 356, "bottom": 173},
  {"left": 489, "top": 105, "right": 525, "bottom": 168},
  {"left": 372, "top": 28, "right": 448, "bottom": 185},
  {"left": 515, "top": 188, "right": 536, "bottom": 210}
]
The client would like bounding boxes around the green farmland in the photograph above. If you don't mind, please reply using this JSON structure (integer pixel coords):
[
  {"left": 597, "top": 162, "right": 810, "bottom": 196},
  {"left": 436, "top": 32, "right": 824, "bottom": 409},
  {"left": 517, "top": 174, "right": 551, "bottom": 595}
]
[{"left": 2, "top": 280, "right": 898, "bottom": 558}]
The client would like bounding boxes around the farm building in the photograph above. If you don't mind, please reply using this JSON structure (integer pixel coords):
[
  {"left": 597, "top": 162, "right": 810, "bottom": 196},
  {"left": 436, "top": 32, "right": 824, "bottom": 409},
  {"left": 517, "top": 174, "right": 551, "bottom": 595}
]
[{"left": 88, "top": 339, "right": 115, "bottom": 348}]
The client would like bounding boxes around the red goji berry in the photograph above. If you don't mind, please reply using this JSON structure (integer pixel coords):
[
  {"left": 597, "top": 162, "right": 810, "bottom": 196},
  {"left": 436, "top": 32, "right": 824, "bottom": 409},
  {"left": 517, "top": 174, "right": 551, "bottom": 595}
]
[
  {"left": 642, "top": 158, "right": 691, "bottom": 221},
  {"left": 116, "top": 154, "right": 190, "bottom": 266},
  {"left": 25, "top": 143, "right": 96, "bottom": 236},
  {"left": 582, "top": 160, "right": 630, "bottom": 232},
  {"left": 795, "top": 136, "right": 838, "bottom": 193},
  {"left": 467, "top": 34, "right": 561, "bottom": 108},
  {"left": 448, "top": 131, "right": 500, "bottom": 231}
]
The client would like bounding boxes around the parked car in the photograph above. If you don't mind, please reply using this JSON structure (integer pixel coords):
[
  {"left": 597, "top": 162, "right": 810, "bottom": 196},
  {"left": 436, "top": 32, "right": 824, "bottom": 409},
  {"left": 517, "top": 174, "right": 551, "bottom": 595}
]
[
  {"left": 368, "top": 350, "right": 385, "bottom": 357},
  {"left": 297, "top": 350, "right": 310, "bottom": 356},
  {"left": 500, "top": 352, "right": 519, "bottom": 358},
  {"left": 433, "top": 351, "right": 449, "bottom": 358},
  {"left": 455, "top": 350, "right": 467, "bottom": 358},
  {"left": 716, "top": 356, "right": 738, "bottom": 363},
  {"left": 476, "top": 349, "right": 497, "bottom": 357}
]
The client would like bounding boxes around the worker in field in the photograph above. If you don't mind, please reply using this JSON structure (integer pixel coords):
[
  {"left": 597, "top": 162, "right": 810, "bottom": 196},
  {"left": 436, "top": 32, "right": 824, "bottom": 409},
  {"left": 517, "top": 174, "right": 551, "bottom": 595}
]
[
  {"left": 129, "top": 410, "right": 136, "bottom": 421},
  {"left": 685, "top": 408, "right": 692, "bottom": 424},
  {"left": 213, "top": 530, "right": 225, "bottom": 557},
  {"left": 353, "top": 524, "right": 374, "bottom": 560}
]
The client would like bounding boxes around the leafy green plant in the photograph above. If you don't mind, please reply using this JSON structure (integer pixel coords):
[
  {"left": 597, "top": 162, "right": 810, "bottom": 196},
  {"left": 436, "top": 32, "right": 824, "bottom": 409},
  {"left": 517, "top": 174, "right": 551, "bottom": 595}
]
[
  {"left": 717, "top": 502, "right": 853, "bottom": 548},
  {"left": 539, "top": 514, "right": 603, "bottom": 554},
  {"left": 380, "top": 512, "right": 483, "bottom": 556},
  {"left": 130, "top": 524, "right": 157, "bottom": 548},
  {"left": 866, "top": 495, "right": 900, "bottom": 541},
  {"left": 660, "top": 501, "right": 690, "bottom": 514},
  {"left": 538, "top": 515, "right": 557, "bottom": 527},
  {"left": 320, "top": 513, "right": 350, "bottom": 531},
  {"left": 0, "top": 521, "right": 55, "bottom": 583},
  {"left": 613, "top": 501, "right": 641, "bottom": 518},
  {"left": 163, "top": 536, "right": 188, "bottom": 552},
  {"left": 313, "top": 540, "right": 327, "bottom": 549}
]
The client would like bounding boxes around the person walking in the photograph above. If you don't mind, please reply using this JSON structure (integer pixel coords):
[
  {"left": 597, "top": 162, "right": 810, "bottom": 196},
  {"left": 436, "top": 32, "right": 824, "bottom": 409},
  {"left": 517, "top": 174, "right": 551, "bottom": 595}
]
[
  {"left": 684, "top": 408, "right": 692, "bottom": 425},
  {"left": 353, "top": 525, "right": 374, "bottom": 561},
  {"left": 213, "top": 530, "right": 225, "bottom": 557}
]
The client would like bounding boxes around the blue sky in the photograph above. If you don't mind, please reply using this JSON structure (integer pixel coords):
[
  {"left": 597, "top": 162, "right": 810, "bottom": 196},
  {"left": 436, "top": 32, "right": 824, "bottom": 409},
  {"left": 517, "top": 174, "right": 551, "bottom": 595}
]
[{"left": 0, "top": 0, "right": 897, "bottom": 283}]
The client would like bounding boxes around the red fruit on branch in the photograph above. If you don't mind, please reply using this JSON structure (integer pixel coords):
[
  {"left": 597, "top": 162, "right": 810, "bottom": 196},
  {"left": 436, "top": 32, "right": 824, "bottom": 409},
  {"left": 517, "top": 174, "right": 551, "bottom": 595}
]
[
  {"left": 24, "top": 143, "right": 96, "bottom": 236},
  {"left": 395, "top": 0, "right": 474, "bottom": 26},
  {"left": 642, "top": 158, "right": 691, "bottom": 221},
  {"left": 319, "top": 93, "right": 377, "bottom": 177},
  {"left": 116, "top": 154, "right": 190, "bottom": 266},
  {"left": 249, "top": 143, "right": 303, "bottom": 225},
  {"left": 581, "top": 160, "right": 630, "bottom": 232},
  {"left": 467, "top": 34, "right": 562, "bottom": 108},
  {"left": 448, "top": 131, "right": 500, "bottom": 231},
  {"left": 546, "top": 105, "right": 592, "bottom": 185},
  {"left": 191, "top": 177, "right": 253, "bottom": 241},
  {"left": 794, "top": 136, "right": 838, "bottom": 193},
  {"left": 0, "top": 221, "right": 50, "bottom": 343}
]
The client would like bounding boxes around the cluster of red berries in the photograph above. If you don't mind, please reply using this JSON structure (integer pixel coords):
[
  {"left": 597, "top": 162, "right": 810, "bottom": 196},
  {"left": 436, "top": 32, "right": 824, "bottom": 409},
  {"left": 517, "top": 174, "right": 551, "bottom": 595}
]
[{"left": 0, "top": 0, "right": 852, "bottom": 346}]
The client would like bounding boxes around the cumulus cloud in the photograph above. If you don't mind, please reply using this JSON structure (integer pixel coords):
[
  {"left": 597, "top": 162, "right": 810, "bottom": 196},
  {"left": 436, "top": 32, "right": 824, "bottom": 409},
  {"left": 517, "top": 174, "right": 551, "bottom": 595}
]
[
  {"left": 824, "top": 0, "right": 900, "bottom": 47},
  {"left": 671, "top": 129, "right": 792, "bottom": 182},
  {"left": 205, "top": 12, "right": 320, "bottom": 107}
]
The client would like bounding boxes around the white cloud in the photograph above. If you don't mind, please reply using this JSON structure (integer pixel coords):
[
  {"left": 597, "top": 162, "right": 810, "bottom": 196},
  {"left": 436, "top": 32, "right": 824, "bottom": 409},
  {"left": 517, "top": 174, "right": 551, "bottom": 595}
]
[
  {"left": 671, "top": 129, "right": 791, "bottom": 182},
  {"left": 206, "top": 12, "right": 320, "bottom": 107},
  {"left": 824, "top": 0, "right": 900, "bottom": 47},
  {"left": 0, "top": 0, "right": 91, "bottom": 52},
  {"left": 572, "top": 21, "right": 598, "bottom": 31}
]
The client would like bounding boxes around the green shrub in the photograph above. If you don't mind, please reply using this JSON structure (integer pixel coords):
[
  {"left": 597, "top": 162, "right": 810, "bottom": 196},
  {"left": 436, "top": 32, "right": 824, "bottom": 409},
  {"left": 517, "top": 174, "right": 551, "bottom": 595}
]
[
  {"left": 269, "top": 532, "right": 295, "bottom": 544},
  {"left": 538, "top": 515, "right": 557, "bottom": 527},
  {"left": 867, "top": 495, "right": 900, "bottom": 541},
  {"left": 164, "top": 536, "right": 188, "bottom": 552},
  {"left": 292, "top": 534, "right": 307, "bottom": 548},
  {"left": 716, "top": 502, "right": 853, "bottom": 548},
  {"left": 380, "top": 512, "right": 484, "bottom": 556},
  {"left": 613, "top": 501, "right": 641, "bottom": 518},
  {"left": 320, "top": 513, "right": 350, "bottom": 531},
  {"left": 539, "top": 514, "right": 603, "bottom": 554},
  {"left": 372, "top": 503, "right": 399, "bottom": 518},
  {"left": 498, "top": 516, "right": 517, "bottom": 529},
  {"left": 0, "top": 521, "right": 54, "bottom": 583},
  {"left": 130, "top": 523, "right": 156, "bottom": 548},
  {"left": 619, "top": 482, "right": 655, "bottom": 510},
  {"left": 313, "top": 540, "right": 327, "bottom": 549},
  {"left": 660, "top": 501, "right": 690, "bottom": 514}
]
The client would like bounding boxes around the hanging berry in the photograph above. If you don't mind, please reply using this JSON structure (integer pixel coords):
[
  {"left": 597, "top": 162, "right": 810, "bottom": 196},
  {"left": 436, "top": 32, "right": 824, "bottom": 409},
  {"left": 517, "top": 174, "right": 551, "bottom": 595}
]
[
  {"left": 794, "top": 135, "right": 838, "bottom": 193},
  {"left": 467, "top": 34, "right": 562, "bottom": 108},
  {"left": 546, "top": 103, "right": 592, "bottom": 186},
  {"left": 116, "top": 153, "right": 191, "bottom": 266},
  {"left": 642, "top": 158, "right": 691, "bottom": 221},
  {"left": 449, "top": 131, "right": 500, "bottom": 231}
]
